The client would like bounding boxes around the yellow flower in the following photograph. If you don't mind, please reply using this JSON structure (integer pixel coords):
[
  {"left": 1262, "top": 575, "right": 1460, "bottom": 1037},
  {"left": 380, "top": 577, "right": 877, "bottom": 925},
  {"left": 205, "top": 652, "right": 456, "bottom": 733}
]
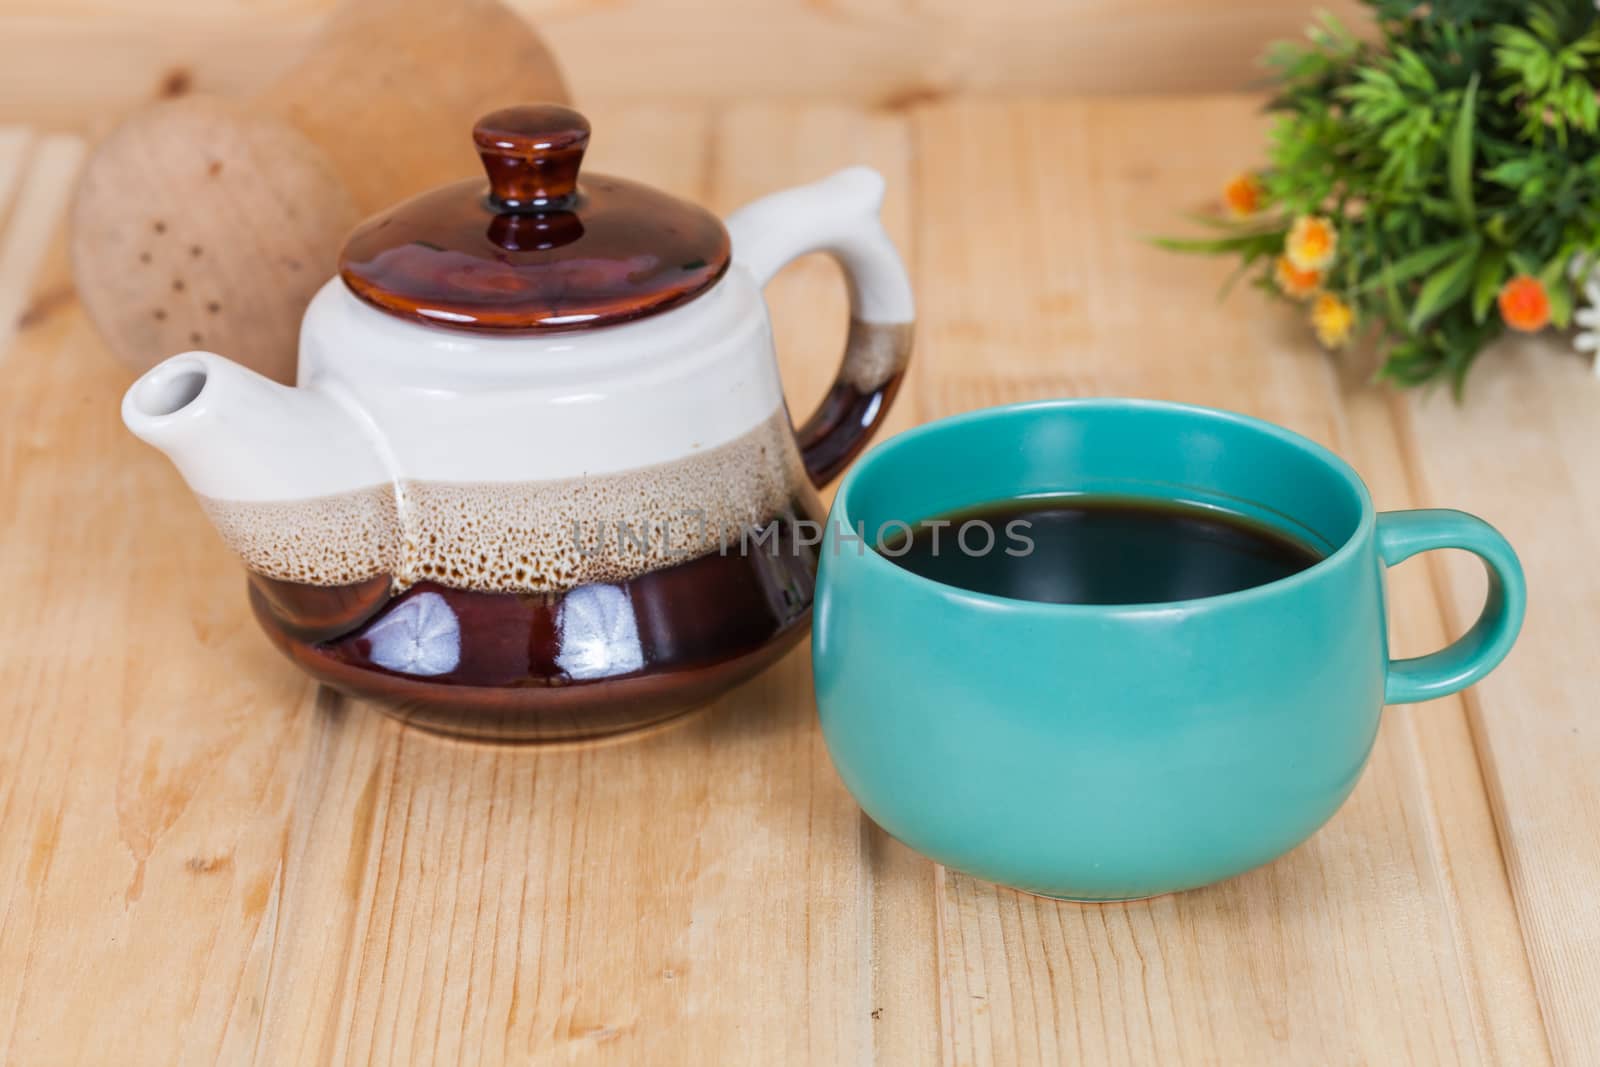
[
  {"left": 1286, "top": 215, "right": 1339, "bottom": 272},
  {"left": 1222, "top": 172, "right": 1263, "bottom": 218},
  {"left": 1273, "top": 255, "right": 1322, "bottom": 300},
  {"left": 1311, "top": 293, "right": 1355, "bottom": 349}
]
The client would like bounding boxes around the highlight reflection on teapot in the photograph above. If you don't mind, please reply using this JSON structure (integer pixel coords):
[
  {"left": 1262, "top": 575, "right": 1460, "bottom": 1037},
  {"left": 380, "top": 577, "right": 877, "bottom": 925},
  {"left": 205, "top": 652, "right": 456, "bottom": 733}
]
[{"left": 122, "top": 105, "right": 915, "bottom": 742}]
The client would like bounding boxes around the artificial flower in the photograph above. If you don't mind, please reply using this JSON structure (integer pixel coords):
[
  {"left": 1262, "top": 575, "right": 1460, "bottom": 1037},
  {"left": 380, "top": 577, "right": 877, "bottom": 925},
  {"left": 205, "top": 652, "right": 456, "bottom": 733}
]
[
  {"left": 1572, "top": 259, "right": 1600, "bottom": 371},
  {"left": 1311, "top": 292, "right": 1355, "bottom": 349},
  {"left": 1285, "top": 215, "right": 1338, "bottom": 272},
  {"left": 1497, "top": 275, "right": 1551, "bottom": 333},
  {"left": 1222, "top": 173, "right": 1263, "bottom": 218},
  {"left": 1273, "top": 255, "right": 1322, "bottom": 300},
  {"left": 1160, "top": 5, "right": 1600, "bottom": 391}
]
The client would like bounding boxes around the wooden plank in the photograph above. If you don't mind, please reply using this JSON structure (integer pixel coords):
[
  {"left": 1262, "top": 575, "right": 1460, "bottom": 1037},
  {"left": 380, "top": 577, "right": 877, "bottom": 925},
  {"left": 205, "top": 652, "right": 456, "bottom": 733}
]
[
  {"left": 1338, "top": 382, "right": 1552, "bottom": 1067},
  {"left": 0, "top": 0, "right": 1374, "bottom": 130},
  {"left": 1400, "top": 341, "right": 1600, "bottom": 1066},
  {"left": 0, "top": 135, "right": 82, "bottom": 363},
  {"left": 908, "top": 96, "right": 1548, "bottom": 1066},
  {"left": 0, "top": 139, "right": 329, "bottom": 1065},
  {"left": 206, "top": 97, "right": 921, "bottom": 1062},
  {"left": 707, "top": 104, "right": 940, "bottom": 1064},
  {"left": 1340, "top": 378, "right": 1552, "bottom": 1067},
  {"left": 0, "top": 128, "right": 31, "bottom": 228},
  {"left": 0, "top": 102, "right": 901, "bottom": 1064}
]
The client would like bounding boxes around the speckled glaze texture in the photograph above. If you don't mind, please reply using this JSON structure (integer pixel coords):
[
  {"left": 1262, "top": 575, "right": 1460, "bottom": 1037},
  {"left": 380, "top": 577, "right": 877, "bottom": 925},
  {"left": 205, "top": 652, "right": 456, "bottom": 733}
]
[
  {"left": 813, "top": 400, "right": 1525, "bottom": 900},
  {"left": 198, "top": 408, "right": 810, "bottom": 592}
]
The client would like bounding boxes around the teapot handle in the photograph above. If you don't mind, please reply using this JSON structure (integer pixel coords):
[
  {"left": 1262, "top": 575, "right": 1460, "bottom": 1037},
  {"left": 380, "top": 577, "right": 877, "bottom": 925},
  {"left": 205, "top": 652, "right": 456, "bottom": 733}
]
[{"left": 727, "top": 167, "right": 915, "bottom": 487}]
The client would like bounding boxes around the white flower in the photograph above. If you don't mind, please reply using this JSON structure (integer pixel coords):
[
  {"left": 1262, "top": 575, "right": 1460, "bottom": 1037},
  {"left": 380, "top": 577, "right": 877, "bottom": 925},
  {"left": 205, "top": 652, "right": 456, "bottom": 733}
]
[
  {"left": 1573, "top": 254, "right": 1600, "bottom": 373},
  {"left": 363, "top": 591, "right": 461, "bottom": 676}
]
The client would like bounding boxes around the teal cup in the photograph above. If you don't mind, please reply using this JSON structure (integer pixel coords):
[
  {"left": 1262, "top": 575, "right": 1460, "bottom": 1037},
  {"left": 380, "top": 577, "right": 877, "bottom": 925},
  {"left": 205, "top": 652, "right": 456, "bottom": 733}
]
[{"left": 812, "top": 399, "right": 1525, "bottom": 901}]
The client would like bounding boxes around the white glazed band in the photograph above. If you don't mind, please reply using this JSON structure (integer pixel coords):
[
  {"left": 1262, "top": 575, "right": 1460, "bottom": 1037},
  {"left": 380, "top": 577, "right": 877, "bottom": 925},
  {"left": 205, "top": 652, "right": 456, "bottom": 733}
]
[{"left": 125, "top": 272, "right": 787, "bottom": 501}]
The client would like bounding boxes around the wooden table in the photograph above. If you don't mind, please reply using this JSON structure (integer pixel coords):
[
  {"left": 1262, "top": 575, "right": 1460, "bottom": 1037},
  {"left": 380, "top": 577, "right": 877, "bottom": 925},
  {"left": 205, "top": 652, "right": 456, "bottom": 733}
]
[{"left": 2, "top": 96, "right": 1595, "bottom": 1066}]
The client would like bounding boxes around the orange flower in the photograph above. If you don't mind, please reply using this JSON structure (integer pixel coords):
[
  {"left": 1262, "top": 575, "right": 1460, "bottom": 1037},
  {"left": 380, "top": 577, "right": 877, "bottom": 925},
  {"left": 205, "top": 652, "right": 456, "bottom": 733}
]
[
  {"left": 1223, "top": 173, "right": 1263, "bottom": 218},
  {"left": 1286, "top": 215, "right": 1338, "bottom": 272},
  {"left": 1497, "top": 275, "right": 1551, "bottom": 333},
  {"left": 1311, "top": 292, "right": 1355, "bottom": 349},
  {"left": 1273, "top": 255, "right": 1322, "bottom": 300}
]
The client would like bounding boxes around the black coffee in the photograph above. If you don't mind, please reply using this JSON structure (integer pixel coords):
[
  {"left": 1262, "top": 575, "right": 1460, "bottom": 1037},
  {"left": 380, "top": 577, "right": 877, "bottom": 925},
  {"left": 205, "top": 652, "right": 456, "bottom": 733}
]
[{"left": 878, "top": 496, "right": 1322, "bottom": 605}]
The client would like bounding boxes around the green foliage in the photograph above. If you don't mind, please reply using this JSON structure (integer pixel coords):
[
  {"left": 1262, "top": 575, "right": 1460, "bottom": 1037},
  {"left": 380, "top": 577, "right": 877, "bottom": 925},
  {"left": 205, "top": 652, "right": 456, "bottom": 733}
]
[{"left": 1165, "top": 0, "right": 1600, "bottom": 391}]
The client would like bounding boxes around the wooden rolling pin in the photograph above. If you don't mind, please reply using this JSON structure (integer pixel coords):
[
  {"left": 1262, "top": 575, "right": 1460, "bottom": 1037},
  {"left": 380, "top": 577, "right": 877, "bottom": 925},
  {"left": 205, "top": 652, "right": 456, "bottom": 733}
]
[{"left": 71, "top": 0, "right": 569, "bottom": 383}]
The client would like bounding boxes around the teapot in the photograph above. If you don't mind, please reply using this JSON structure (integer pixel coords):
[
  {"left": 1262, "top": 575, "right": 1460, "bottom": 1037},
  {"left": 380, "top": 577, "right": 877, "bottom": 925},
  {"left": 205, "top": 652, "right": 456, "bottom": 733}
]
[{"left": 122, "top": 105, "right": 914, "bottom": 742}]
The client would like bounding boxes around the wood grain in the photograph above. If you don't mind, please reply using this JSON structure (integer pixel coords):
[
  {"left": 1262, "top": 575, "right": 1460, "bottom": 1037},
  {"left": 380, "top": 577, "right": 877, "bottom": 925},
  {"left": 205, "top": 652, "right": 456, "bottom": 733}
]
[
  {"left": 0, "top": 133, "right": 81, "bottom": 364},
  {"left": 0, "top": 0, "right": 1373, "bottom": 130},
  {"left": 0, "top": 96, "right": 1589, "bottom": 1065},
  {"left": 1401, "top": 344, "right": 1600, "bottom": 1066},
  {"left": 910, "top": 96, "right": 1550, "bottom": 1067}
]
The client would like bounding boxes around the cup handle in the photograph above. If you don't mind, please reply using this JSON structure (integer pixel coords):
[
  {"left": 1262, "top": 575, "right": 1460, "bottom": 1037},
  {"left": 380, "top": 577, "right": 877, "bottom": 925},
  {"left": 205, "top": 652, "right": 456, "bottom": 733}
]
[
  {"left": 726, "top": 167, "right": 915, "bottom": 486},
  {"left": 1376, "top": 509, "right": 1526, "bottom": 704}
]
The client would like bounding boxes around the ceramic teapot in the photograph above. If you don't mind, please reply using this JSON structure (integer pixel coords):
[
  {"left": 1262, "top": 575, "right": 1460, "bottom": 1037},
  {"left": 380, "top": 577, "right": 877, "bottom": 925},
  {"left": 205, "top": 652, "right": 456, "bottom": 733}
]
[{"left": 122, "top": 104, "right": 914, "bottom": 742}]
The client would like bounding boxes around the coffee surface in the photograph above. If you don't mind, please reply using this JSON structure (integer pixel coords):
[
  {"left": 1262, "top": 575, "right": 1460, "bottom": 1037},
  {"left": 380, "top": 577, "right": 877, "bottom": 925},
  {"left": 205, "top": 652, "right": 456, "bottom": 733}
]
[{"left": 879, "top": 496, "right": 1322, "bottom": 605}]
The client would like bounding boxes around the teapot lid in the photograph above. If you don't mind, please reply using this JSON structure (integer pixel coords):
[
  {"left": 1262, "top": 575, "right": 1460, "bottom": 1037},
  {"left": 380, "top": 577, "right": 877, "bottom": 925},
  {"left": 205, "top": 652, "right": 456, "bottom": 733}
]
[{"left": 338, "top": 105, "right": 731, "bottom": 333}]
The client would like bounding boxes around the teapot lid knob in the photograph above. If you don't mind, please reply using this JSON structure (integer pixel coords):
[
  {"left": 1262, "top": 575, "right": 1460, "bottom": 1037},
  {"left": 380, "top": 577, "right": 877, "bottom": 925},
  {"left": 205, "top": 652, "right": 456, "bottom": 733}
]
[
  {"left": 472, "top": 105, "right": 590, "bottom": 210},
  {"left": 339, "top": 102, "right": 730, "bottom": 334}
]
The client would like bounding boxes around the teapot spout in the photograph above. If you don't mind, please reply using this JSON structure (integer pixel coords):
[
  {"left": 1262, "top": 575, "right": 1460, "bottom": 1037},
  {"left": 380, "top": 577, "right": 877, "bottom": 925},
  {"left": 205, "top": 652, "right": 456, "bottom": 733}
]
[{"left": 122, "top": 351, "right": 391, "bottom": 507}]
